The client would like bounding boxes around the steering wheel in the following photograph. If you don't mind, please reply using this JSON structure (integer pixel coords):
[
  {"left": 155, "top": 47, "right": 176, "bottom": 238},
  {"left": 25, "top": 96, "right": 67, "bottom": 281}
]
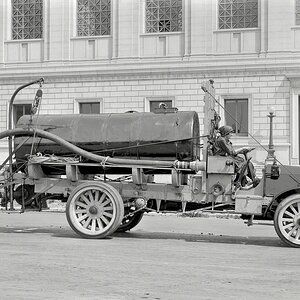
[{"left": 241, "top": 147, "right": 255, "bottom": 155}]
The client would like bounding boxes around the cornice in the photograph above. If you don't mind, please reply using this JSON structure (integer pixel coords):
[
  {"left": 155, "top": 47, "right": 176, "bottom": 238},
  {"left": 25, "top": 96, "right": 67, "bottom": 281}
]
[{"left": 1, "top": 53, "right": 300, "bottom": 82}]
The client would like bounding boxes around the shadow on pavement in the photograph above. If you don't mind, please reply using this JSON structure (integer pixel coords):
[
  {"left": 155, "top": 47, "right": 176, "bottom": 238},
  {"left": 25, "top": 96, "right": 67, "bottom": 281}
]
[
  {"left": 0, "top": 225, "right": 288, "bottom": 248},
  {"left": 113, "top": 231, "right": 287, "bottom": 248},
  {"left": 0, "top": 226, "right": 75, "bottom": 237}
]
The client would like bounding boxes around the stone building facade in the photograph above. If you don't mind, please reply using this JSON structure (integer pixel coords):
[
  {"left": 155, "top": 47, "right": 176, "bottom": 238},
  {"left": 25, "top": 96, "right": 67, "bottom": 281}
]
[{"left": 0, "top": 0, "right": 300, "bottom": 167}]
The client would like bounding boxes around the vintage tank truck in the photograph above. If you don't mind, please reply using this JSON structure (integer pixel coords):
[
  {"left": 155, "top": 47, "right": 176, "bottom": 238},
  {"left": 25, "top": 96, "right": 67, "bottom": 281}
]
[{"left": 1, "top": 79, "right": 300, "bottom": 248}]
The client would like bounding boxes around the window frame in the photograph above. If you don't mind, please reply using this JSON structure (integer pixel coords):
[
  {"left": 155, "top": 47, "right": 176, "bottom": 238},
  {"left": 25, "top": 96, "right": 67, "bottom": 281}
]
[
  {"left": 144, "top": 0, "right": 183, "bottom": 34},
  {"left": 144, "top": 96, "right": 175, "bottom": 112},
  {"left": 76, "top": 0, "right": 111, "bottom": 37},
  {"left": 11, "top": 102, "right": 32, "bottom": 127},
  {"left": 218, "top": 0, "right": 259, "bottom": 30},
  {"left": 296, "top": 0, "right": 300, "bottom": 26},
  {"left": 74, "top": 98, "right": 103, "bottom": 114},
  {"left": 11, "top": 0, "right": 44, "bottom": 40},
  {"left": 219, "top": 95, "right": 251, "bottom": 138}
]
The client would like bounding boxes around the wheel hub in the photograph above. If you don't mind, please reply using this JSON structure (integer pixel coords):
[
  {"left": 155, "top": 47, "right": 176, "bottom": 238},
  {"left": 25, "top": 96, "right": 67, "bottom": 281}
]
[
  {"left": 89, "top": 206, "right": 98, "bottom": 215},
  {"left": 87, "top": 204, "right": 104, "bottom": 218}
]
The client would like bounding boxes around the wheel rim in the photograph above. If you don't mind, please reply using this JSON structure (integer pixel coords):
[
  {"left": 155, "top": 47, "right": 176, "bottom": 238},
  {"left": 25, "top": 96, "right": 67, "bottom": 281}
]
[
  {"left": 69, "top": 186, "right": 117, "bottom": 236},
  {"left": 278, "top": 199, "right": 300, "bottom": 245}
]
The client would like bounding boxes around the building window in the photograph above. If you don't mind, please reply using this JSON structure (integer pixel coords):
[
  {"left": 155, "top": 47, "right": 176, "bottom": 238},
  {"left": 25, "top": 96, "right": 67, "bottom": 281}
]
[
  {"left": 218, "top": 0, "right": 258, "bottom": 30},
  {"left": 296, "top": 0, "right": 300, "bottom": 25},
  {"left": 79, "top": 102, "right": 100, "bottom": 114},
  {"left": 145, "top": 0, "right": 182, "bottom": 33},
  {"left": 77, "top": 0, "right": 111, "bottom": 36},
  {"left": 75, "top": 99, "right": 103, "bottom": 114},
  {"left": 12, "top": 0, "right": 43, "bottom": 40},
  {"left": 145, "top": 97, "right": 174, "bottom": 112},
  {"left": 149, "top": 100, "right": 173, "bottom": 112},
  {"left": 13, "top": 103, "right": 31, "bottom": 125},
  {"left": 224, "top": 99, "right": 248, "bottom": 136}
]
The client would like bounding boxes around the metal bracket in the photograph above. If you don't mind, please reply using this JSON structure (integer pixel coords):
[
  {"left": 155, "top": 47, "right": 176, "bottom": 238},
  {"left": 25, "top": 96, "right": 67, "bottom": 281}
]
[
  {"left": 132, "top": 168, "right": 146, "bottom": 185},
  {"left": 66, "top": 165, "right": 81, "bottom": 182},
  {"left": 27, "top": 163, "right": 45, "bottom": 179},
  {"left": 172, "top": 169, "right": 181, "bottom": 187}
]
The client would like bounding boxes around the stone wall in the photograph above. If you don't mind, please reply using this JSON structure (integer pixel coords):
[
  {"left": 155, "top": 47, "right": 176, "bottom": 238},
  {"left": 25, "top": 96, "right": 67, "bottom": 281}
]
[{"left": 0, "top": 0, "right": 299, "bottom": 166}]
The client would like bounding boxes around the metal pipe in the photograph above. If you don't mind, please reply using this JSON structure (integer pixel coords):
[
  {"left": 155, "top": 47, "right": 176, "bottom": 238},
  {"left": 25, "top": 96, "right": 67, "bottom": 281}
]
[
  {"left": 267, "top": 107, "right": 276, "bottom": 160},
  {"left": 7, "top": 78, "right": 44, "bottom": 209}
]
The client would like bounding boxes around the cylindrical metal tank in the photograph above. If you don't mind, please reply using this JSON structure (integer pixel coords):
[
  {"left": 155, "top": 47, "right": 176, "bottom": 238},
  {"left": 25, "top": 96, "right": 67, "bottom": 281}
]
[{"left": 15, "top": 111, "right": 200, "bottom": 173}]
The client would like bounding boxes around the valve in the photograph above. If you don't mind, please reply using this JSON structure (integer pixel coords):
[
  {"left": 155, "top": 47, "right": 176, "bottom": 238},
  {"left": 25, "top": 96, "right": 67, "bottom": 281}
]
[
  {"left": 211, "top": 183, "right": 225, "bottom": 197},
  {"left": 174, "top": 160, "right": 206, "bottom": 172},
  {"left": 226, "top": 160, "right": 234, "bottom": 166},
  {"left": 31, "top": 88, "right": 43, "bottom": 115}
]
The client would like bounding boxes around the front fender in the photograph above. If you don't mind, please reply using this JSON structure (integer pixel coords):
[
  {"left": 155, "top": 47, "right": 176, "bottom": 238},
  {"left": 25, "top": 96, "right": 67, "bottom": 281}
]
[{"left": 263, "top": 188, "right": 300, "bottom": 218}]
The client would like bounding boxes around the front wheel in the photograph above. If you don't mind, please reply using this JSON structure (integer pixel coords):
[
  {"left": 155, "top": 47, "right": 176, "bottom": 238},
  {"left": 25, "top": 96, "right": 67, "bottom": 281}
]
[
  {"left": 66, "top": 182, "right": 124, "bottom": 239},
  {"left": 274, "top": 194, "right": 300, "bottom": 247}
]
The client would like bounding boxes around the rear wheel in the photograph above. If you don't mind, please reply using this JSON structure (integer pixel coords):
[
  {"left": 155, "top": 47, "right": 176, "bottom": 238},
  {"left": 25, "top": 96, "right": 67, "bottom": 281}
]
[
  {"left": 66, "top": 182, "right": 124, "bottom": 239},
  {"left": 274, "top": 194, "right": 300, "bottom": 247},
  {"left": 14, "top": 184, "right": 34, "bottom": 206},
  {"left": 117, "top": 211, "right": 144, "bottom": 232}
]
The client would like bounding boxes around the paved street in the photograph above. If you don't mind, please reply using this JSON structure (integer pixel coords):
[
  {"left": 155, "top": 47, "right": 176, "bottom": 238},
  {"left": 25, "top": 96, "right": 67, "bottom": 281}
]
[{"left": 0, "top": 210, "right": 299, "bottom": 300}]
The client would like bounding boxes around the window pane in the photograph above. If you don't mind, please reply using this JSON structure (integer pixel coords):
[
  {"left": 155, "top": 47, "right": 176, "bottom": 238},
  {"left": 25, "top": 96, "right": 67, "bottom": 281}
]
[
  {"left": 13, "top": 104, "right": 31, "bottom": 125},
  {"left": 15, "top": 105, "right": 23, "bottom": 122},
  {"left": 79, "top": 102, "right": 100, "bottom": 114},
  {"left": 296, "top": 0, "right": 300, "bottom": 25},
  {"left": 149, "top": 100, "right": 172, "bottom": 112},
  {"left": 145, "top": 0, "right": 182, "bottom": 33},
  {"left": 224, "top": 99, "right": 248, "bottom": 136},
  {"left": 77, "top": 0, "right": 111, "bottom": 36},
  {"left": 24, "top": 105, "right": 31, "bottom": 115},
  {"left": 224, "top": 100, "right": 237, "bottom": 133},
  {"left": 91, "top": 103, "right": 100, "bottom": 113},
  {"left": 237, "top": 100, "right": 248, "bottom": 134},
  {"left": 12, "top": 0, "right": 43, "bottom": 40},
  {"left": 218, "top": 0, "right": 258, "bottom": 30}
]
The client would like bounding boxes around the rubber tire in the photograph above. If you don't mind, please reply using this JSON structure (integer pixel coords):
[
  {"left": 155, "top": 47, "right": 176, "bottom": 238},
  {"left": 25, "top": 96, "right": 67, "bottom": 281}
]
[
  {"left": 274, "top": 194, "right": 300, "bottom": 248},
  {"left": 116, "top": 212, "right": 144, "bottom": 233},
  {"left": 14, "top": 184, "right": 34, "bottom": 206},
  {"left": 66, "top": 182, "right": 124, "bottom": 239}
]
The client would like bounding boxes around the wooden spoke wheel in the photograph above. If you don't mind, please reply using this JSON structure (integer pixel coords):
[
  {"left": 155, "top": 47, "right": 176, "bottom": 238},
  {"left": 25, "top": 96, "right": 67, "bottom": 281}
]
[
  {"left": 274, "top": 194, "right": 300, "bottom": 247},
  {"left": 66, "top": 182, "right": 124, "bottom": 239}
]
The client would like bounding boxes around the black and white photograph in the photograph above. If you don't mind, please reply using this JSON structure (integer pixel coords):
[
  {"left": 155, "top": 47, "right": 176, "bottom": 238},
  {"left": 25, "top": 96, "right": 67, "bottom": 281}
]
[{"left": 0, "top": 0, "right": 300, "bottom": 299}]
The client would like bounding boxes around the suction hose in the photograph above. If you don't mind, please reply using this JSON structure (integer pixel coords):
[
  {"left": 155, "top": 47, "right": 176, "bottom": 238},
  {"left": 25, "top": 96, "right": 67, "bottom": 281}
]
[{"left": 0, "top": 128, "right": 205, "bottom": 171}]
